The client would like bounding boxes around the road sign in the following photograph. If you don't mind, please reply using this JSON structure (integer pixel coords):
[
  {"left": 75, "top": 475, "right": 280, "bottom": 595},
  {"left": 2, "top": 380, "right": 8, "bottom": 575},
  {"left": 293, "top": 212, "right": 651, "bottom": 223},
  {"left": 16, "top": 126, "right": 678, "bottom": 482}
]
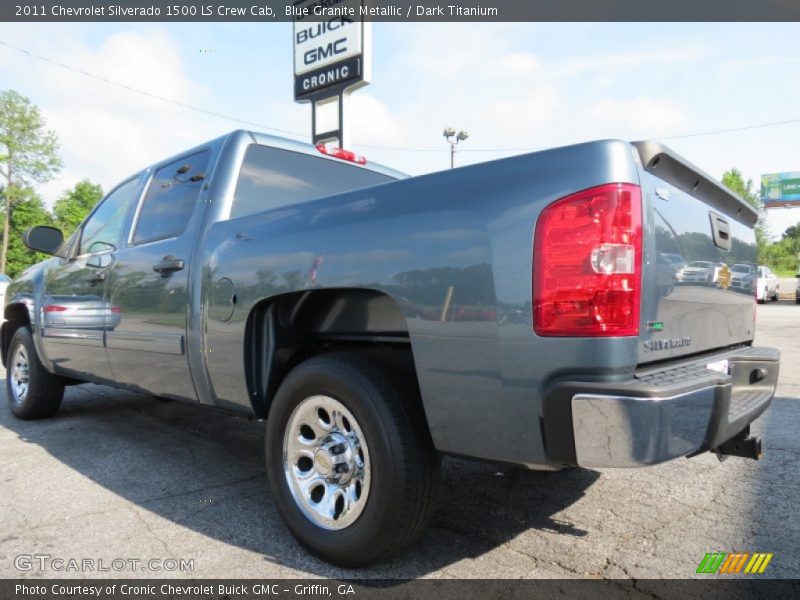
[
  {"left": 761, "top": 172, "right": 800, "bottom": 207},
  {"left": 292, "top": 0, "right": 372, "bottom": 147}
]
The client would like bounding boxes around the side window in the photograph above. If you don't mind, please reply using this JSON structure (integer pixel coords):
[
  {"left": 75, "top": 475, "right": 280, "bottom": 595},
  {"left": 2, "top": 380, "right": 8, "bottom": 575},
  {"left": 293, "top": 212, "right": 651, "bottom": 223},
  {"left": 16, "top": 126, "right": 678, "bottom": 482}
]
[
  {"left": 132, "top": 150, "right": 210, "bottom": 245},
  {"left": 80, "top": 177, "right": 141, "bottom": 255},
  {"left": 230, "top": 145, "right": 394, "bottom": 220}
]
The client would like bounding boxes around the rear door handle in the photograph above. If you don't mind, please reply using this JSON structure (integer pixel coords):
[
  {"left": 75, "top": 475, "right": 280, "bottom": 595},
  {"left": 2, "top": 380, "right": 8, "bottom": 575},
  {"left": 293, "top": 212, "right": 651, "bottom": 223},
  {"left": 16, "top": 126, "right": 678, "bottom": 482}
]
[
  {"left": 153, "top": 257, "right": 185, "bottom": 276},
  {"left": 85, "top": 272, "right": 106, "bottom": 285}
]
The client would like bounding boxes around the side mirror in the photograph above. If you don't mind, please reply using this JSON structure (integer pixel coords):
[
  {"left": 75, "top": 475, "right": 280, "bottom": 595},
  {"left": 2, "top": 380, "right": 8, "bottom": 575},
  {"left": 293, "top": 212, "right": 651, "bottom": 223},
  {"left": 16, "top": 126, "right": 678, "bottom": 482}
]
[{"left": 23, "top": 226, "right": 64, "bottom": 256}]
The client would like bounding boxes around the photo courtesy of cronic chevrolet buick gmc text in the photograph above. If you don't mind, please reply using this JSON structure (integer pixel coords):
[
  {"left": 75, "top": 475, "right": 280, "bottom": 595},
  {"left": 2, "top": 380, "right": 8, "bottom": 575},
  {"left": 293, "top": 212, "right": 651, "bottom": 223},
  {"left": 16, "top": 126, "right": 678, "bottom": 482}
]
[{"left": 1, "top": 132, "right": 779, "bottom": 566}]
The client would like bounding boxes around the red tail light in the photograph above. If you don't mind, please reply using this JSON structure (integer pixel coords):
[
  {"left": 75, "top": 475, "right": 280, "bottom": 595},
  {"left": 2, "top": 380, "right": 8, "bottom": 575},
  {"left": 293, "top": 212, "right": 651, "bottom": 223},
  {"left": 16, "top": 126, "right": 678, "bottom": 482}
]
[
  {"left": 533, "top": 183, "right": 642, "bottom": 336},
  {"left": 43, "top": 305, "right": 68, "bottom": 313},
  {"left": 316, "top": 144, "right": 367, "bottom": 165}
]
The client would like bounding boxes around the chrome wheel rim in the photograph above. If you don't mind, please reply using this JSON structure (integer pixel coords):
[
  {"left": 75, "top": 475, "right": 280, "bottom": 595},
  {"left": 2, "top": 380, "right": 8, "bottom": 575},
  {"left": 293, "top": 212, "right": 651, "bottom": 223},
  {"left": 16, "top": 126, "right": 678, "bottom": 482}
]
[
  {"left": 283, "top": 395, "right": 371, "bottom": 530},
  {"left": 10, "top": 345, "right": 30, "bottom": 406}
]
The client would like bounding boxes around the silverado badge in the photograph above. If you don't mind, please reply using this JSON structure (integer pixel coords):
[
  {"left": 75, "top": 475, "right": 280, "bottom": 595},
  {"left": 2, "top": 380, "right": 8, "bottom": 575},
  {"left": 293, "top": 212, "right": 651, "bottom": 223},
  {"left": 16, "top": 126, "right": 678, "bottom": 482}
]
[{"left": 643, "top": 337, "right": 692, "bottom": 351}]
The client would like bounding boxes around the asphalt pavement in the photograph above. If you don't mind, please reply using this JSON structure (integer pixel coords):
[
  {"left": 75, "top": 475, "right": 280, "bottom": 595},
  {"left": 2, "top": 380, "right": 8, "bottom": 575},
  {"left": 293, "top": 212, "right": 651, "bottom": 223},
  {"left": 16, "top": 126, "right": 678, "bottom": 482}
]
[{"left": 0, "top": 303, "right": 798, "bottom": 579}]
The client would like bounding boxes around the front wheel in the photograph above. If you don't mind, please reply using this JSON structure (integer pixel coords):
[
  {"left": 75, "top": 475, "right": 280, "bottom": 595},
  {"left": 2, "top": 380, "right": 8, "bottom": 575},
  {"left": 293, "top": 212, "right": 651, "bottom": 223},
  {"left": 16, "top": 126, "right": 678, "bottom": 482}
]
[
  {"left": 265, "top": 352, "right": 441, "bottom": 567},
  {"left": 6, "top": 327, "right": 65, "bottom": 419}
]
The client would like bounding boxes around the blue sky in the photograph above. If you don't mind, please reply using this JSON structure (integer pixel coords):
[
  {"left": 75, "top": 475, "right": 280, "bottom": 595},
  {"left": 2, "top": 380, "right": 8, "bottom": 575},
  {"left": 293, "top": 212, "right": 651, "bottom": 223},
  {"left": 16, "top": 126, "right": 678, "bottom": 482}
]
[{"left": 1, "top": 21, "right": 799, "bottom": 237}]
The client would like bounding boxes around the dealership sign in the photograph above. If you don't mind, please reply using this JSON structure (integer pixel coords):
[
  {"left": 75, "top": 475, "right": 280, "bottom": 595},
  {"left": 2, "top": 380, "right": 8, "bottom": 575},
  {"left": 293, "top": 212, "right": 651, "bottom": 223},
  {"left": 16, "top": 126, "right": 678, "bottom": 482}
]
[
  {"left": 293, "top": 0, "right": 371, "bottom": 101},
  {"left": 761, "top": 171, "right": 800, "bottom": 206}
]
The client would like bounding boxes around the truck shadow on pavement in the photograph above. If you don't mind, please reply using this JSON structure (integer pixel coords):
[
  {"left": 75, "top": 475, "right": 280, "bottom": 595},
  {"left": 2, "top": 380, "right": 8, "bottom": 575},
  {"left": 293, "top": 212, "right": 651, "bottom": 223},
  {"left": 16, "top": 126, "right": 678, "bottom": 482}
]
[{"left": 1, "top": 383, "right": 599, "bottom": 579}]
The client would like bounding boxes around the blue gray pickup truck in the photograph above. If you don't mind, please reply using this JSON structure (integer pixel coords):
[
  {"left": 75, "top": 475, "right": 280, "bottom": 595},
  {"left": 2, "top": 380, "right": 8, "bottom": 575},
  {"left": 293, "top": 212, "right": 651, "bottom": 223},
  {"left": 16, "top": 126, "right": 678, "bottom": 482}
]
[{"left": 2, "top": 131, "right": 779, "bottom": 566}]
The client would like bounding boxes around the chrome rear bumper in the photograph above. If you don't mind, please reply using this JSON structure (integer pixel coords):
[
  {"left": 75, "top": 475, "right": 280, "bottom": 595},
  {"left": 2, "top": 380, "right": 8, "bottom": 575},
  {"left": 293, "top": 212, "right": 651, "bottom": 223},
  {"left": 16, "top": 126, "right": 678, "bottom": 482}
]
[
  {"left": 572, "top": 387, "right": 718, "bottom": 467},
  {"left": 546, "top": 346, "right": 779, "bottom": 468}
]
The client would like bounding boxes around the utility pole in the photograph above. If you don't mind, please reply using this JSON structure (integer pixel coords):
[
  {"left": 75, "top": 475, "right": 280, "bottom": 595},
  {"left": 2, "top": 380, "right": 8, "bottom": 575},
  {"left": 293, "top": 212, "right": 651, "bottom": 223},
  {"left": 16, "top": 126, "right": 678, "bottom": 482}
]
[{"left": 443, "top": 128, "right": 469, "bottom": 168}]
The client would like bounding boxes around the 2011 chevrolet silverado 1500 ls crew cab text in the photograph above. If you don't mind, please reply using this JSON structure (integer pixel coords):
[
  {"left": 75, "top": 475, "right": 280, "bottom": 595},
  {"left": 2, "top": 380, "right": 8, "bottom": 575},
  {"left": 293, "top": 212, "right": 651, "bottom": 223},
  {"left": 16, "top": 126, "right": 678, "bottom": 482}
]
[{"left": 2, "top": 131, "right": 779, "bottom": 566}]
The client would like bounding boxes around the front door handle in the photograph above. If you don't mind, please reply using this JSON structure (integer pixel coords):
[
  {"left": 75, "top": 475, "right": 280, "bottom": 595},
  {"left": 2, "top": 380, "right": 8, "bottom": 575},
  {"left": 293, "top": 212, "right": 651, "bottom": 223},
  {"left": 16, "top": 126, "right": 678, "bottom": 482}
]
[
  {"left": 85, "top": 272, "right": 106, "bottom": 286},
  {"left": 153, "top": 256, "right": 185, "bottom": 276}
]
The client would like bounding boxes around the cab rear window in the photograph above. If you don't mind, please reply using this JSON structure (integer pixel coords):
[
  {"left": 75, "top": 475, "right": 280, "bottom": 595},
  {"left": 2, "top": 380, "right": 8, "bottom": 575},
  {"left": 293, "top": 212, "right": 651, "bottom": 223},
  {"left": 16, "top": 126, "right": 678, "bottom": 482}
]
[{"left": 230, "top": 145, "right": 394, "bottom": 220}]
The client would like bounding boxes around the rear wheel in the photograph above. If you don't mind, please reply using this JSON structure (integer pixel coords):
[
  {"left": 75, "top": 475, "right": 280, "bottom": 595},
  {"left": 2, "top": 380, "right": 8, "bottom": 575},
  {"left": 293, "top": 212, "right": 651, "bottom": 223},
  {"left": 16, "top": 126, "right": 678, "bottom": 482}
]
[
  {"left": 6, "top": 327, "right": 65, "bottom": 419},
  {"left": 265, "top": 352, "right": 440, "bottom": 567}
]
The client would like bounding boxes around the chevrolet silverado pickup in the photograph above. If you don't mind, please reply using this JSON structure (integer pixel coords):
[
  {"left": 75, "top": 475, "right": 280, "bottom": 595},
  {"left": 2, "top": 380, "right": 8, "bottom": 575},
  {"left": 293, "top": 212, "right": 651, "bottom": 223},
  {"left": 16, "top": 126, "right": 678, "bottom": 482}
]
[{"left": 2, "top": 132, "right": 779, "bottom": 566}]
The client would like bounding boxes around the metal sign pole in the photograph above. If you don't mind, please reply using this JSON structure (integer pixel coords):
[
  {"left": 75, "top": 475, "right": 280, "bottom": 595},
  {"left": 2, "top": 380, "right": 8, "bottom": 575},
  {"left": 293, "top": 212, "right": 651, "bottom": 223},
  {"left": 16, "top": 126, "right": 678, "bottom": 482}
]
[
  {"left": 338, "top": 93, "right": 346, "bottom": 149},
  {"left": 311, "top": 99, "right": 317, "bottom": 144},
  {"left": 311, "top": 92, "right": 347, "bottom": 148}
]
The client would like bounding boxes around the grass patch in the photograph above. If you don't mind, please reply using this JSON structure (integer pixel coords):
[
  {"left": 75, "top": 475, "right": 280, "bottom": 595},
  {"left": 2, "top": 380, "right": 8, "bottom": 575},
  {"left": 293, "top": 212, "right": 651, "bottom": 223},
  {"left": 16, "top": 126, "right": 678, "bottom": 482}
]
[{"left": 773, "top": 268, "right": 798, "bottom": 278}]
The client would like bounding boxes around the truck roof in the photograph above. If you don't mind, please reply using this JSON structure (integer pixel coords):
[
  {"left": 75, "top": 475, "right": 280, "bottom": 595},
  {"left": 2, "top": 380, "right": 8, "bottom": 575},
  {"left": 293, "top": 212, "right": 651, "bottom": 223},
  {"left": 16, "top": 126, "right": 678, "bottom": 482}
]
[{"left": 137, "top": 129, "right": 407, "bottom": 187}]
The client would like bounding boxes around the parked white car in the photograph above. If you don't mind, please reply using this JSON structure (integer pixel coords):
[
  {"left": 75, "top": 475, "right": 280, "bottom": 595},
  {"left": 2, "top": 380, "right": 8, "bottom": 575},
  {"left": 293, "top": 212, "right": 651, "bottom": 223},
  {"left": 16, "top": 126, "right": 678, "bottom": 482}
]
[
  {"left": 756, "top": 266, "right": 779, "bottom": 303},
  {"left": 0, "top": 274, "right": 11, "bottom": 322},
  {"left": 676, "top": 260, "right": 724, "bottom": 285}
]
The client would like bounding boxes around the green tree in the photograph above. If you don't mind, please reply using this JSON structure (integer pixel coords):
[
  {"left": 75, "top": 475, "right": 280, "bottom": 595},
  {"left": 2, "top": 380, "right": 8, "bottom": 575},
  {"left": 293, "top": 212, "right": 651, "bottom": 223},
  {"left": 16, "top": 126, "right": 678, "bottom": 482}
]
[
  {"left": 53, "top": 179, "right": 103, "bottom": 237},
  {"left": 0, "top": 89, "right": 62, "bottom": 274},
  {"left": 783, "top": 223, "right": 800, "bottom": 242},
  {"left": 773, "top": 222, "right": 800, "bottom": 274},
  {"left": 721, "top": 168, "right": 769, "bottom": 260},
  {"left": 1, "top": 186, "right": 53, "bottom": 278}
]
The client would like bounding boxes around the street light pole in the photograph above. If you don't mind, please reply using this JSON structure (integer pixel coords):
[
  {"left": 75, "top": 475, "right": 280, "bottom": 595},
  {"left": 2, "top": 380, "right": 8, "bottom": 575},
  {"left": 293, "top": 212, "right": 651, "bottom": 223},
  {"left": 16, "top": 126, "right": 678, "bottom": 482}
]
[{"left": 443, "top": 128, "right": 469, "bottom": 169}]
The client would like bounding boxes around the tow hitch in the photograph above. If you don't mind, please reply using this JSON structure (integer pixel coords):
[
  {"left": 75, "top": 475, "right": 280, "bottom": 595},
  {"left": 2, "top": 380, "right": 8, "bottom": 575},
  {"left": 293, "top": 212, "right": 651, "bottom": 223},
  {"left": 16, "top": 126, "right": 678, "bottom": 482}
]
[{"left": 714, "top": 426, "right": 764, "bottom": 461}]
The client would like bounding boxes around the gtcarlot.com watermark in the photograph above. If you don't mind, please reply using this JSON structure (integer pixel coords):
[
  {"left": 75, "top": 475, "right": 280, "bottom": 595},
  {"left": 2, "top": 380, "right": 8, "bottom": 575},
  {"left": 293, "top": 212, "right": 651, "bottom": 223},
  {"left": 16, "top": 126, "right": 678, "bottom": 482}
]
[{"left": 14, "top": 554, "right": 194, "bottom": 573}]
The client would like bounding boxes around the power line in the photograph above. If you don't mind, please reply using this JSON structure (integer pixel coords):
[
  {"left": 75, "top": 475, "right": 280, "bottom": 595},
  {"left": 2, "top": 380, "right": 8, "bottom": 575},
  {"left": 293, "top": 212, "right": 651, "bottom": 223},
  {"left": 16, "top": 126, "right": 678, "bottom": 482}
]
[
  {"left": 360, "top": 114, "right": 800, "bottom": 153},
  {"left": 2, "top": 39, "right": 800, "bottom": 153},
  {"left": 355, "top": 114, "right": 800, "bottom": 153},
  {"left": 0, "top": 39, "right": 306, "bottom": 140},
  {"left": 658, "top": 116, "right": 800, "bottom": 141}
]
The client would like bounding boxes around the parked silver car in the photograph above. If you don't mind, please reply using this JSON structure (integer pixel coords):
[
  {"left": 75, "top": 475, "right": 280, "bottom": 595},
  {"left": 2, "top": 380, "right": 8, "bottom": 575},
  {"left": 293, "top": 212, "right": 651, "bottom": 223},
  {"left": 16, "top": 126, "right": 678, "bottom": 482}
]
[
  {"left": 661, "top": 253, "right": 687, "bottom": 271},
  {"left": 729, "top": 263, "right": 756, "bottom": 293}
]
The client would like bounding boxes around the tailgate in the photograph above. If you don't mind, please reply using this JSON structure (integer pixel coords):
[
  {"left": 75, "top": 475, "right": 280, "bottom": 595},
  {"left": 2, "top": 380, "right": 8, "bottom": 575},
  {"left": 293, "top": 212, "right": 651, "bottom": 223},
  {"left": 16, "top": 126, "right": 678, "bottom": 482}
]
[{"left": 633, "top": 141, "right": 758, "bottom": 365}]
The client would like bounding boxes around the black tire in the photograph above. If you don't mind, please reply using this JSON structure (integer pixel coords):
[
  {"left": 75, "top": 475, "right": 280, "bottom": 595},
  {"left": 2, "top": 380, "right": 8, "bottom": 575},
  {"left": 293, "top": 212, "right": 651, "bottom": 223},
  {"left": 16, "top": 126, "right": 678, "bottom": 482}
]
[
  {"left": 265, "top": 352, "right": 441, "bottom": 567},
  {"left": 6, "top": 327, "right": 65, "bottom": 420}
]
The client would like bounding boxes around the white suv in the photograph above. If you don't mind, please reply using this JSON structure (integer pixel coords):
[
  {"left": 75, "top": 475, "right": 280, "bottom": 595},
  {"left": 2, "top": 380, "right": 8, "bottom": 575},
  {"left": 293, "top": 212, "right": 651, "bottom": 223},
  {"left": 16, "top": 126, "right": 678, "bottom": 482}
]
[{"left": 756, "top": 266, "right": 779, "bottom": 303}]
